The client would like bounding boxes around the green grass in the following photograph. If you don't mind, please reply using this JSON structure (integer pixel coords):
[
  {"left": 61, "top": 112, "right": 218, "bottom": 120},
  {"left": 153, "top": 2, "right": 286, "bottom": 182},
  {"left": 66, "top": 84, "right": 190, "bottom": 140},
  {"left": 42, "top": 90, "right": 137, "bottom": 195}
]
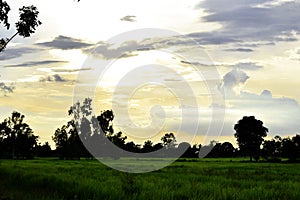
[{"left": 0, "top": 158, "right": 299, "bottom": 200}]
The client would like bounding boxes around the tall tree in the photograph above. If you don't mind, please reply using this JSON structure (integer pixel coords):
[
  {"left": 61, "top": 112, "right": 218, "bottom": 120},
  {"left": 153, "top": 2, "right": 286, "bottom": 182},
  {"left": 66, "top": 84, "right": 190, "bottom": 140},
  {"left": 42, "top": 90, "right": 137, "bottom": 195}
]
[
  {"left": 234, "top": 116, "right": 268, "bottom": 161},
  {"left": 52, "top": 125, "right": 68, "bottom": 159},
  {"left": 0, "top": 1, "right": 42, "bottom": 52}
]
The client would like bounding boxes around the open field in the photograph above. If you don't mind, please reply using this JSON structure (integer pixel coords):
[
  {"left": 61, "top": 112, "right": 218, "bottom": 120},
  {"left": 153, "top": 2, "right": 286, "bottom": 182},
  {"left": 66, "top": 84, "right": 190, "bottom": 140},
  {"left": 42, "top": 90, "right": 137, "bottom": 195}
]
[{"left": 0, "top": 158, "right": 299, "bottom": 200}]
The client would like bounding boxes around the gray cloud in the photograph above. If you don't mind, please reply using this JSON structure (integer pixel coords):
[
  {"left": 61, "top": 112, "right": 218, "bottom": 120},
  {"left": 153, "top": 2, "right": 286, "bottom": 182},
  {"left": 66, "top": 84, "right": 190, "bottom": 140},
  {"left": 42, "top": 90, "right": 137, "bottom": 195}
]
[
  {"left": 186, "top": 32, "right": 242, "bottom": 45},
  {"left": 120, "top": 15, "right": 137, "bottom": 22},
  {"left": 223, "top": 69, "right": 249, "bottom": 87},
  {"left": 0, "top": 82, "right": 15, "bottom": 95},
  {"left": 220, "top": 69, "right": 249, "bottom": 96},
  {"left": 0, "top": 47, "right": 38, "bottom": 60},
  {"left": 51, "top": 68, "right": 92, "bottom": 73},
  {"left": 228, "top": 62, "right": 263, "bottom": 70},
  {"left": 216, "top": 68, "right": 300, "bottom": 136},
  {"left": 195, "top": 0, "right": 300, "bottom": 44},
  {"left": 36, "top": 35, "right": 93, "bottom": 50},
  {"left": 4, "top": 60, "right": 68, "bottom": 68},
  {"left": 85, "top": 40, "right": 155, "bottom": 59},
  {"left": 40, "top": 74, "right": 67, "bottom": 82},
  {"left": 225, "top": 48, "right": 254, "bottom": 52}
]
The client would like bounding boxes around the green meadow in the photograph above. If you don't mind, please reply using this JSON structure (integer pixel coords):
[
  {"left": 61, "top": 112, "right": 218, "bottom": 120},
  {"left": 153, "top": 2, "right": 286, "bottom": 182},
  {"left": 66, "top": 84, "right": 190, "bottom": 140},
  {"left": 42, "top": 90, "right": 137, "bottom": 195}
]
[{"left": 0, "top": 158, "right": 299, "bottom": 200}]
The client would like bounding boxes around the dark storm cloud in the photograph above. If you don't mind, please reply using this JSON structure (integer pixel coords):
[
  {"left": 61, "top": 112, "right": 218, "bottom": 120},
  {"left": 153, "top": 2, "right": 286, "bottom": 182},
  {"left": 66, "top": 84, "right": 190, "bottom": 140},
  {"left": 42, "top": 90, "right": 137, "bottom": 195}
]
[{"left": 36, "top": 35, "right": 93, "bottom": 50}]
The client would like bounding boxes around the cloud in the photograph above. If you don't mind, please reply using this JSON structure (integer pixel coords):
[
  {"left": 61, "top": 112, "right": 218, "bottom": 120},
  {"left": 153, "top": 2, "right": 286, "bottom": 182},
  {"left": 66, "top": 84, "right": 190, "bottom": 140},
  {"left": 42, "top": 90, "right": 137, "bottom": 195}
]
[
  {"left": 286, "top": 47, "right": 300, "bottom": 61},
  {"left": 120, "top": 15, "right": 137, "bottom": 22},
  {"left": 225, "top": 48, "right": 254, "bottom": 52},
  {"left": 215, "top": 68, "right": 300, "bottom": 136},
  {"left": 186, "top": 32, "right": 241, "bottom": 45},
  {"left": 195, "top": 0, "right": 300, "bottom": 44},
  {"left": 51, "top": 67, "right": 92, "bottom": 73},
  {"left": 4, "top": 60, "right": 68, "bottom": 68},
  {"left": 36, "top": 35, "right": 93, "bottom": 50},
  {"left": 0, "top": 82, "right": 15, "bottom": 95},
  {"left": 39, "top": 74, "right": 67, "bottom": 82},
  {"left": 85, "top": 40, "right": 155, "bottom": 59},
  {"left": 220, "top": 69, "right": 249, "bottom": 96},
  {"left": 228, "top": 62, "right": 263, "bottom": 70},
  {"left": 0, "top": 47, "right": 38, "bottom": 60},
  {"left": 223, "top": 69, "right": 249, "bottom": 87}
]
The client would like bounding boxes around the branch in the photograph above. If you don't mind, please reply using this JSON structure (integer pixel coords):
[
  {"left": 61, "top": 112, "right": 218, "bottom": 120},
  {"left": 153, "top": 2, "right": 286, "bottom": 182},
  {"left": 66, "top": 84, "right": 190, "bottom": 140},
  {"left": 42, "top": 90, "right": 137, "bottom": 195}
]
[{"left": 0, "top": 32, "right": 18, "bottom": 52}]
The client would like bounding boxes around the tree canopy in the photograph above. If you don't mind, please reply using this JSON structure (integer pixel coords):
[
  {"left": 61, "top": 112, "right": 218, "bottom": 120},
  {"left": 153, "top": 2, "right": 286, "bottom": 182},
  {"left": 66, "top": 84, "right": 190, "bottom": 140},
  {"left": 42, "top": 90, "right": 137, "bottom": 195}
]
[
  {"left": 0, "top": 111, "right": 38, "bottom": 159},
  {"left": 0, "top": 1, "right": 42, "bottom": 52},
  {"left": 234, "top": 116, "right": 268, "bottom": 161}
]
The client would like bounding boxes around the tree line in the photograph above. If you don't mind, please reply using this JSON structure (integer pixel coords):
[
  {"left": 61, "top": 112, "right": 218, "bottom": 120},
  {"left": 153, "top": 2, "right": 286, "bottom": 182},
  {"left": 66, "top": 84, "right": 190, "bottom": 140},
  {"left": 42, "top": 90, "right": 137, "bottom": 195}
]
[{"left": 0, "top": 98, "right": 299, "bottom": 162}]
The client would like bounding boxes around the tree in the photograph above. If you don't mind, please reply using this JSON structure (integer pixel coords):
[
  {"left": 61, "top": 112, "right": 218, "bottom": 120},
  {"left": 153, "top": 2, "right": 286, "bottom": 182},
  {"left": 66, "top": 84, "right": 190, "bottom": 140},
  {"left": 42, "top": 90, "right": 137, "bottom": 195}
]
[
  {"left": 234, "top": 116, "right": 268, "bottom": 161},
  {"left": 262, "top": 135, "right": 282, "bottom": 161},
  {"left": 53, "top": 98, "right": 130, "bottom": 159},
  {"left": 292, "top": 134, "right": 300, "bottom": 159},
  {"left": 220, "top": 142, "right": 235, "bottom": 157},
  {"left": 161, "top": 133, "right": 176, "bottom": 149},
  {"left": 281, "top": 137, "right": 298, "bottom": 161},
  {"left": 0, "top": 1, "right": 42, "bottom": 52},
  {"left": 125, "top": 141, "right": 140, "bottom": 153},
  {"left": 52, "top": 125, "right": 68, "bottom": 159},
  {"left": 35, "top": 142, "right": 52, "bottom": 157},
  {"left": 0, "top": 111, "right": 38, "bottom": 159},
  {"left": 142, "top": 140, "right": 153, "bottom": 153}
]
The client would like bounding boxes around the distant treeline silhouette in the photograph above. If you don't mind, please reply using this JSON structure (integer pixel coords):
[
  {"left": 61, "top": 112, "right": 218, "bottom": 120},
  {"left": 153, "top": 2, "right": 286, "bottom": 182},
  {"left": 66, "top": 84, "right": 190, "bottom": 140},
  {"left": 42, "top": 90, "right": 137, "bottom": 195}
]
[{"left": 0, "top": 98, "right": 299, "bottom": 162}]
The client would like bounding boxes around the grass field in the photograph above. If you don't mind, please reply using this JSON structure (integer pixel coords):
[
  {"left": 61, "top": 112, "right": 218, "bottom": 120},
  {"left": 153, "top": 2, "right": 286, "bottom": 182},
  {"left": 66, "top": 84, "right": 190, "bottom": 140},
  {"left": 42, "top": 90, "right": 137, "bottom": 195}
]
[{"left": 0, "top": 158, "right": 299, "bottom": 200}]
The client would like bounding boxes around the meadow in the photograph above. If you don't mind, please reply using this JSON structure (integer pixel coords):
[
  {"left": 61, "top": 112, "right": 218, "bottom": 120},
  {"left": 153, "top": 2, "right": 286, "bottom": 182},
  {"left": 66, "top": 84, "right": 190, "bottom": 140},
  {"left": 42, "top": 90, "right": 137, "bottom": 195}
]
[{"left": 0, "top": 158, "right": 299, "bottom": 200}]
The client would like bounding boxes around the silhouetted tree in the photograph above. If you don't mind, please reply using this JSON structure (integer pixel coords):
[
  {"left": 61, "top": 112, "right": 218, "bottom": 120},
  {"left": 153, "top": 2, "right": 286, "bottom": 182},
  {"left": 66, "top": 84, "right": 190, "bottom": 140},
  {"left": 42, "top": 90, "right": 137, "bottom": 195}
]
[
  {"left": 0, "top": 1, "right": 42, "bottom": 52},
  {"left": 161, "top": 133, "right": 176, "bottom": 149},
  {"left": 52, "top": 125, "right": 68, "bottom": 159},
  {"left": 35, "top": 142, "right": 52, "bottom": 157},
  {"left": 205, "top": 142, "right": 235, "bottom": 158},
  {"left": 0, "top": 111, "right": 38, "bottom": 159},
  {"left": 142, "top": 140, "right": 154, "bottom": 153},
  {"left": 97, "top": 110, "right": 114, "bottom": 136},
  {"left": 153, "top": 143, "right": 163, "bottom": 151},
  {"left": 234, "top": 116, "right": 268, "bottom": 161},
  {"left": 220, "top": 142, "right": 235, "bottom": 157},
  {"left": 125, "top": 141, "right": 141, "bottom": 153},
  {"left": 53, "top": 98, "right": 131, "bottom": 159},
  {"left": 281, "top": 137, "right": 298, "bottom": 161},
  {"left": 292, "top": 134, "right": 300, "bottom": 159},
  {"left": 206, "top": 142, "right": 222, "bottom": 158},
  {"left": 178, "top": 142, "right": 199, "bottom": 158},
  {"left": 262, "top": 136, "right": 282, "bottom": 161}
]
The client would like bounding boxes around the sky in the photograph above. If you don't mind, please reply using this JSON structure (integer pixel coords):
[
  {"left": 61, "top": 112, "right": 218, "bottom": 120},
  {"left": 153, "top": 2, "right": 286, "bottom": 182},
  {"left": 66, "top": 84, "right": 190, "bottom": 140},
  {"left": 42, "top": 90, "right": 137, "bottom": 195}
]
[{"left": 1, "top": 0, "right": 300, "bottom": 148}]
